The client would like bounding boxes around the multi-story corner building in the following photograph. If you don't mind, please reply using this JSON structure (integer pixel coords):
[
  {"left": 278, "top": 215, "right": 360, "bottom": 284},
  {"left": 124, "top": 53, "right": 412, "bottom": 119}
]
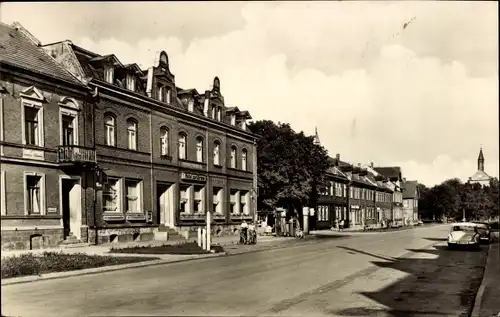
[
  {"left": 316, "top": 154, "right": 349, "bottom": 229},
  {"left": 0, "top": 23, "right": 96, "bottom": 250},
  {"left": 0, "top": 23, "right": 258, "bottom": 250},
  {"left": 43, "top": 39, "right": 258, "bottom": 243},
  {"left": 402, "top": 180, "right": 420, "bottom": 225}
]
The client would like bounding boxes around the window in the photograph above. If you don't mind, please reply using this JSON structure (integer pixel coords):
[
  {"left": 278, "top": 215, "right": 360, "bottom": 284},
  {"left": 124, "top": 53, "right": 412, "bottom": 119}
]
[
  {"left": 241, "top": 120, "right": 247, "bottom": 130},
  {"left": 196, "top": 137, "right": 204, "bottom": 163},
  {"left": 241, "top": 149, "right": 248, "bottom": 171},
  {"left": 160, "top": 127, "right": 169, "bottom": 156},
  {"left": 230, "top": 146, "right": 237, "bottom": 168},
  {"left": 178, "top": 133, "right": 187, "bottom": 160},
  {"left": 194, "top": 186, "right": 205, "bottom": 213},
  {"left": 188, "top": 100, "right": 194, "bottom": 112},
  {"left": 24, "top": 106, "right": 41, "bottom": 146},
  {"left": 213, "top": 141, "right": 221, "bottom": 165},
  {"left": 213, "top": 187, "right": 223, "bottom": 214},
  {"left": 61, "top": 114, "right": 77, "bottom": 146},
  {"left": 230, "top": 114, "right": 236, "bottom": 126},
  {"left": 103, "top": 178, "right": 121, "bottom": 212},
  {"left": 126, "top": 74, "right": 136, "bottom": 91},
  {"left": 158, "top": 86, "right": 164, "bottom": 102},
  {"left": 166, "top": 89, "right": 172, "bottom": 104},
  {"left": 104, "top": 66, "right": 114, "bottom": 84},
  {"left": 343, "top": 184, "right": 346, "bottom": 197},
  {"left": 127, "top": 119, "right": 138, "bottom": 150},
  {"left": 230, "top": 190, "right": 238, "bottom": 214},
  {"left": 241, "top": 191, "right": 250, "bottom": 215},
  {"left": 25, "top": 175, "right": 44, "bottom": 215},
  {"left": 211, "top": 107, "right": 216, "bottom": 119},
  {"left": 104, "top": 113, "right": 116, "bottom": 147},
  {"left": 125, "top": 180, "right": 141, "bottom": 213},
  {"left": 180, "top": 185, "right": 189, "bottom": 213},
  {"left": 217, "top": 108, "right": 222, "bottom": 121}
]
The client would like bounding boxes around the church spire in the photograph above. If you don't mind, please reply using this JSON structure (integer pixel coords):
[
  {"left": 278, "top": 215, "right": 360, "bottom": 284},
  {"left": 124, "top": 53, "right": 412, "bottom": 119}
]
[
  {"left": 313, "top": 126, "right": 321, "bottom": 145},
  {"left": 478, "top": 146, "right": 484, "bottom": 172}
]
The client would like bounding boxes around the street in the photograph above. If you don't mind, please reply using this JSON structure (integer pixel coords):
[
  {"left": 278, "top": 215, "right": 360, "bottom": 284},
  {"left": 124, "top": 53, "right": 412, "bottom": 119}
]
[{"left": 1, "top": 225, "right": 488, "bottom": 317}]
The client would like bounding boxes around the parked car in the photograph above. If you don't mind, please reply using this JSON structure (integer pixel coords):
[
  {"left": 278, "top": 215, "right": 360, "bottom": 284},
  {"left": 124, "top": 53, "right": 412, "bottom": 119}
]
[
  {"left": 471, "top": 221, "right": 492, "bottom": 244},
  {"left": 447, "top": 222, "right": 481, "bottom": 250}
]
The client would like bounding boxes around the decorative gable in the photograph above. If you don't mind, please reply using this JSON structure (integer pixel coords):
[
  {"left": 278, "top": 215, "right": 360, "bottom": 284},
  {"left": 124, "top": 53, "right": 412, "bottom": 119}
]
[{"left": 19, "top": 86, "right": 46, "bottom": 102}]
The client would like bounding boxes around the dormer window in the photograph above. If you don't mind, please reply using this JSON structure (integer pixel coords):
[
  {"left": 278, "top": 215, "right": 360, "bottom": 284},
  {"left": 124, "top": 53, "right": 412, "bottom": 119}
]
[
  {"left": 241, "top": 120, "right": 247, "bottom": 130},
  {"left": 188, "top": 100, "right": 194, "bottom": 112},
  {"left": 211, "top": 107, "right": 216, "bottom": 119},
  {"left": 104, "top": 66, "right": 114, "bottom": 84},
  {"left": 217, "top": 108, "right": 222, "bottom": 121},
  {"left": 126, "top": 74, "right": 136, "bottom": 91},
  {"left": 158, "top": 86, "right": 164, "bottom": 102},
  {"left": 166, "top": 89, "right": 172, "bottom": 104},
  {"left": 230, "top": 114, "right": 236, "bottom": 126}
]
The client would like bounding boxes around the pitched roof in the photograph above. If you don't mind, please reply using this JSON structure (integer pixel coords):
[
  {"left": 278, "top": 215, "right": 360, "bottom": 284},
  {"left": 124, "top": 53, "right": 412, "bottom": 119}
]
[
  {"left": 403, "top": 180, "right": 418, "bottom": 199},
  {"left": 0, "top": 23, "right": 83, "bottom": 86},
  {"left": 374, "top": 167, "right": 402, "bottom": 179},
  {"left": 469, "top": 170, "right": 491, "bottom": 182}
]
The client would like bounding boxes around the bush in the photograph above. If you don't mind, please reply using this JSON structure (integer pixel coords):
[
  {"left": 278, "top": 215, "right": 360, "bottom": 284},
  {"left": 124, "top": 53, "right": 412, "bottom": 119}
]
[
  {"left": 110, "top": 242, "right": 224, "bottom": 255},
  {"left": 1, "top": 252, "right": 158, "bottom": 279}
]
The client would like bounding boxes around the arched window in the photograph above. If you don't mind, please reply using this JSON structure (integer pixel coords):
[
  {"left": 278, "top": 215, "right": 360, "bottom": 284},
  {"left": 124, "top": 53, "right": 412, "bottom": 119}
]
[
  {"left": 230, "top": 146, "right": 237, "bottom": 169},
  {"left": 213, "top": 141, "right": 221, "bottom": 166},
  {"left": 241, "top": 149, "right": 248, "bottom": 171},
  {"left": 196, "top": 137, "right": 204, "bottom": 163},
  {"left": 178, "top": 133, "right": 187, "bottom": 160},
  {"left": 127, "top": 119, "right": 138, "bottom": 150},
  {"left": 104, "top": 113, "right": 116, "bottom": 146},
  {"left": 160, "top": 127, "right": 169, "bottom": 156}
]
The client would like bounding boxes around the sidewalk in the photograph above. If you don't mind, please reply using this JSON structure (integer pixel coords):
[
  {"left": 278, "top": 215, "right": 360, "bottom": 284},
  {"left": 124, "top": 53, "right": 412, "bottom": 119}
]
[{"left": 472, "top": 242, "right": 500, "bottom": 317}]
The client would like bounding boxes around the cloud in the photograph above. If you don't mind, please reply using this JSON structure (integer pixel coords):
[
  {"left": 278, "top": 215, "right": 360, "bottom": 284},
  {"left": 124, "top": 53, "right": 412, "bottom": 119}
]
[{"left": 1, "top": 2, "right": 497, "bottom": 187}]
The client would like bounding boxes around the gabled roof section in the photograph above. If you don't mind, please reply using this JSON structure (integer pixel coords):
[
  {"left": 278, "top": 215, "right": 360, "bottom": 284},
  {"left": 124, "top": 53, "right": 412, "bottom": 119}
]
[
  {"left": 0, "top": 22, "right": 84, "bottom": 87},
  {"left": 403, "top": 180, "right": 419, "bottom": 199},
  {"left": 374, "top": 167, "right": 402, "bottom": 180},
  {"left": 225, "top": 106, "right": 240, "bottom": 113},
  {"left": 238, "top": 110, "right": 252, "bottom": 120},
  {"left": 124, "top": 63, "right": 144, "bottom": 76}
]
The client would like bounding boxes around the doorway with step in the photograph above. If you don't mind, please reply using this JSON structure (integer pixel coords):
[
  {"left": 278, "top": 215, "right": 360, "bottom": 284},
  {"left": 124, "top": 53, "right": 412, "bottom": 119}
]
[
  {"left": 157, "top": 182, "right": 175, "bottom": 227},
  {"left": 61, "top": 177, "right": 82, "bottom": 240}
]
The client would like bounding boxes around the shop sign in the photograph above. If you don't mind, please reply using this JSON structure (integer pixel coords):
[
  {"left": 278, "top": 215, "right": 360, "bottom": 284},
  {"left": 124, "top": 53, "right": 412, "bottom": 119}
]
[{"left": 181, "top": 172, "right": 206, "bottom": 182}]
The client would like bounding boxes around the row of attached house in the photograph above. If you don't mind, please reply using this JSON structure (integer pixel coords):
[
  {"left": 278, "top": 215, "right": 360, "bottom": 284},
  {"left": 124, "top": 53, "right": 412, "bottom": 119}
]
[
  {"left": 0, "top": 23, "right": 258, "bottom": 251},
  {"left": 314, "top": 140, "right": 420, "bottom": 230}
]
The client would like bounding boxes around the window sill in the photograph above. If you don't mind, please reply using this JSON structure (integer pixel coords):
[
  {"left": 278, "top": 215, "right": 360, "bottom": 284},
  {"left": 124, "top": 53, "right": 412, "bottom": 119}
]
[
  {"left": 179, "top": 159, "right": 207, "bottom": 166},
  {"left": 227, "top": 167, "right": 252, "bottom": 174}
]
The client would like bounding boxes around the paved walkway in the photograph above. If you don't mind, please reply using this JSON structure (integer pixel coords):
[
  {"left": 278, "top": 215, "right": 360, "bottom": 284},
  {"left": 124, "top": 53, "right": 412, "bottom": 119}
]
[
  {"left": 0, "top": 234, "right": 292, "bottom": 259},
  {"left": 473, "top": 242, "right": 500, "bottom": 317}
]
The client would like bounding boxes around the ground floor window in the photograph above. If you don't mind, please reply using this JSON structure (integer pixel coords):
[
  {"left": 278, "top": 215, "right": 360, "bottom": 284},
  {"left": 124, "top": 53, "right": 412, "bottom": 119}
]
[
  {"left": 317, "top": 205, "right": 329, "bottom": 221},
  {"left": 25, "top": 174, "right": 44, "bottom": 215},
  {"left": 193, "top": 185, "right": 205, "bottom": 213},
  {"left": 180, "top": 184, "right": 189, "bottom": 214},
  {"left": 213, "top": 187, "right": 223, "bottom": 214},
  {"left": 103, "top": 177, "right": 120, "bottom": 213},
  {"left": 125, "top": 179, "right": 142, "bottom": 213},
  {"left": 230, "top": 189, "right": 238, "bottom": 214}
]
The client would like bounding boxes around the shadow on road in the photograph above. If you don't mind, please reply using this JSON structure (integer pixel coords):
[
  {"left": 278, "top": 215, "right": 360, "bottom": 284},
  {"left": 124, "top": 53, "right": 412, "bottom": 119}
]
[{"left": 333, "top": 244, "right": 488, "bottom": 317}]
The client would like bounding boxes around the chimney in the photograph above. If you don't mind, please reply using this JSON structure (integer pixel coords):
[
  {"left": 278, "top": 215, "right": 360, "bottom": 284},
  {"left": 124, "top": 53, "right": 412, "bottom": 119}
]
[
  {"left": 370, "top": 162, "right": 374, "bottom": 168},
  {"left": 146, "top": 67, "right": 154, "bottom": 97}
]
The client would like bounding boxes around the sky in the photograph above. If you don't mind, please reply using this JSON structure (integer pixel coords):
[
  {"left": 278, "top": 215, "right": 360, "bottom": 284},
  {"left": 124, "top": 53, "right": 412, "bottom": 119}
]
[{"left": 1, "top": 2, "right": 498, "bottom": 187}]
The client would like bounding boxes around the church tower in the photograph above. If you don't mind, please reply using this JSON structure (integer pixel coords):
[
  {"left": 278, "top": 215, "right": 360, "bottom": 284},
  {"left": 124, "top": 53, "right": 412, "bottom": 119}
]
[
  {"left": 478, "top": 147, "right": 485, "bottom": 172},
  {"left": 313, "top": 127, "right": 321, "bottom": 146}
]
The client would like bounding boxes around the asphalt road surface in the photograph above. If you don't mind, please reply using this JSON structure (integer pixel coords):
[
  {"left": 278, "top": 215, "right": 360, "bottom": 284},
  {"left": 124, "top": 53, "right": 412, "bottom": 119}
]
[{"left": 2, "top": 225, "right": 488, "bottom": 317}]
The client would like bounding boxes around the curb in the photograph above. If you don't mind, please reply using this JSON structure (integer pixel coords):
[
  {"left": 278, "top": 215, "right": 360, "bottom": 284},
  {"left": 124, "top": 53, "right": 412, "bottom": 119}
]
[
  {"left": 1, "top": 252, "right": 225, "bottom": 286},
  {"left": 471, "top": 243, "right": 494, "bottom": 317}
]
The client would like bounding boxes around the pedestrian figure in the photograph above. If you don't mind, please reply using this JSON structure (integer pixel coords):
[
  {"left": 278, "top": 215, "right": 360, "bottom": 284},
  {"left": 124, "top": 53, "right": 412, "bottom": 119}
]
[
  {"left": 339, "top": 219, "right": 344, "bottom": 232},
  {"left": 248, "top": 222, "right": 256, "bottom": 244},
  {"left": 334, "top": 219, "right": 339, "bottom": 231},
  {"left": 240, "top": 221, "right": 248, "bottom": 244}
]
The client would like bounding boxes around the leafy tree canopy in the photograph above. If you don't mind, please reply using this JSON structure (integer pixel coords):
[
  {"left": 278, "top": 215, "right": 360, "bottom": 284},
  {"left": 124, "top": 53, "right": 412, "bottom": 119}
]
[
  {"left": 248, "top": 120, "right": 331, "bottom": 213},
  {"left": 418, "top": 177, "right": 499, "bottom": 221}
]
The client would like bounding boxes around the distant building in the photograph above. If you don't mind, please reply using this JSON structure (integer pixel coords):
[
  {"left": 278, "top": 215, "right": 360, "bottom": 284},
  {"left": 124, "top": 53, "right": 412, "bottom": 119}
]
[
  {"left": 402, "top": 180, "right": 420, "bottom": 225},
  {"left": 468, "top": 147, "right": 492, "bottom": 187}
]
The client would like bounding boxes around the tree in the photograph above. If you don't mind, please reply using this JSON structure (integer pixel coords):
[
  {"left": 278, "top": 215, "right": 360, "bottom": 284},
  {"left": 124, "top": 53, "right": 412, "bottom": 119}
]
[{"left": 248, "top": 120, "right": 331, "bottom": 215}]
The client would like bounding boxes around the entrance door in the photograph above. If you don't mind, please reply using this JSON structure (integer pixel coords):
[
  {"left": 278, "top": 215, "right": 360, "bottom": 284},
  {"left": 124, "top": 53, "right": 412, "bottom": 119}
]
[
  {"left": 157, "top": 183, "right": 173, "bottom": 226},
  {"left": 62, "top": 178, "right": 82, "bottom": 240}
]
